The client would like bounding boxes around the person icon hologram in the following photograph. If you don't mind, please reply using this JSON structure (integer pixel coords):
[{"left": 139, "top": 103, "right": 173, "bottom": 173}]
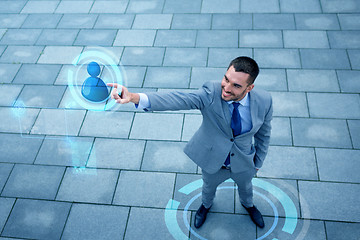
[{"left": 81, "top": 61, "right": 110, "bottom": 103}]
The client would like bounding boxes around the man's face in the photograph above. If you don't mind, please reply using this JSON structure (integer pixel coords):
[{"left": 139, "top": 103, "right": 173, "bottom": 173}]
[{"left": 221, "top": 66, "right": 254, "bottom": 102}]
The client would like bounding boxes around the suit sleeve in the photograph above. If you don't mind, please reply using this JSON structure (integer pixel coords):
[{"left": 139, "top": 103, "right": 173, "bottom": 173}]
[
  {"left": 253, "top": 95, "right": 273, "bottom": 169},
  {"left": 145, "top": 81, "right": 216, "bottom": 111}
]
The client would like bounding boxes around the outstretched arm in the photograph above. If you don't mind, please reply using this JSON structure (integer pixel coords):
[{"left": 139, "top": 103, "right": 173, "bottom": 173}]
[{"left": 107, "top": 83, "right": 139, "bottom": 104}]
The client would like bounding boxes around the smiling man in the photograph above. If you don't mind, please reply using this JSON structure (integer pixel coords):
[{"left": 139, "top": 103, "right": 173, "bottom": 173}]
[{"left": 108, "top": 56, "right": 273, "bottom": 229}]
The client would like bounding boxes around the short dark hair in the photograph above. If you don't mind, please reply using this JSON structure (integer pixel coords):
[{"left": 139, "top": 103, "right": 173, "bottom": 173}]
[{"left": 227, "top": 56, "right": 259, "bottom": 85}]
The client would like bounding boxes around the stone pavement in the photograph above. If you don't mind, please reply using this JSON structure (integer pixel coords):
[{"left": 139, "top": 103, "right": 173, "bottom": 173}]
[{"left": 0, "top": 0, "right": 360, "bottom": 239}]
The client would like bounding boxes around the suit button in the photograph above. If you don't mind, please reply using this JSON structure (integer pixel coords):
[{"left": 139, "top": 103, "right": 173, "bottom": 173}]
[
  {"left": 231, "top": 153, "right": 235, "bottom": 156},
  {"left": 230, "top": 138, "right": 234, "bottom": 142}
]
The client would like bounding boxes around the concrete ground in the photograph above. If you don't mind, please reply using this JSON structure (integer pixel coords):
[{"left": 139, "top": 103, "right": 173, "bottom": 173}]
[{"left": 0, "top": 0, "right": 360, "bottom": 239}]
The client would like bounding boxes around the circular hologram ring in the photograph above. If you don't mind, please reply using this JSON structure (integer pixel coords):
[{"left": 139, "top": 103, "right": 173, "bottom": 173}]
[
  {"left": 165, "top": 178, "right": 299, "bottom": 240},
  {"left": 67, "top": 47, "right": 125, "bottom": 111}
]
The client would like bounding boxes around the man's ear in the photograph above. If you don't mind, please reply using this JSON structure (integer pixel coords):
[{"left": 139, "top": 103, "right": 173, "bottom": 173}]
[{"left": 247, "top": 84, "right": 255, "bottom": 92}]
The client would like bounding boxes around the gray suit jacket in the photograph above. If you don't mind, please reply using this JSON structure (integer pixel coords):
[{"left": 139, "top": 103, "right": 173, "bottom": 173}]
[{"left": 146, "top": 81, "right": 273, "bottom": 174}]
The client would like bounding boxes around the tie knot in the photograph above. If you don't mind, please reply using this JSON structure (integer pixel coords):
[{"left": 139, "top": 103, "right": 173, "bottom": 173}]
[{"left": 232, "top": 102, "right": 240, "bottom": 109}]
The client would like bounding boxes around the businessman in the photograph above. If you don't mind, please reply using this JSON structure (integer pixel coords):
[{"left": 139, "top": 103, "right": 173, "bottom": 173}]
[{"left": 108, "top": 56, "right": 273, "bottom": 229}]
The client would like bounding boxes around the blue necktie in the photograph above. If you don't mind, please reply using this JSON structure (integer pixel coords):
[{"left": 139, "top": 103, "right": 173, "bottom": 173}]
[{"left": 224, "top": 102, "right": 242, "bottom": 166}]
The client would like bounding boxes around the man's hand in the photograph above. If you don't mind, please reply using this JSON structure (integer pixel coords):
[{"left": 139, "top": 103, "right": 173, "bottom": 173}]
[{"left": 107, "top": 83, "right": 139, "bottom": 104}]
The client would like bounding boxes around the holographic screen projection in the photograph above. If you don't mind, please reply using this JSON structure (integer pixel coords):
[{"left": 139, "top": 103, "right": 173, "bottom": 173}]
[
  {"left": 165, "top": 178, "right": 310, "bottom": 240},
  {"left": 13, "top": 47, "right": 127, "bottom": 173}
]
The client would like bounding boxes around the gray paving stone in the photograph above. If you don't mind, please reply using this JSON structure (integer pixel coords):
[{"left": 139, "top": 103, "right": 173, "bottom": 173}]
[
  {"left": 0, "top": 14, "right": 27, "bottom": 28},
  {"left": 55, "top": 0, "right": 93, "bottom": 13},
  {"left": 190, "top": 212, "right": 255, "bottom": 239},
  {"left": 284, "top": 30, "right": 329, "bottom": 48},
  {"left": 316, "top": 148, "right": 360, "bottom": 183},
  {"left": 35, "top": 136, "right": 94, "bottom": 167},
  {"left": 144, "top": 66, "right": 190, "bottom": 88},
  {"left": 57, "top": 168, "right": 119, "bottom": 204},
  {"left": 36, "top": 29, "right": 78, "bottom": 45},
  {"left": 114, "top": 66, "right": 146, "bottom": 88},
  {"left": 201, "top": 0, "right": 239, "bottom": 13},
  {"left": 338, "top": 14, "right": 360, "bottom": 30},
  {"left": 171, "top": 14, "right": 210, "bottom": 29},
  {"left": 239, "top": 30, "right": 283, "bottom": 48},
  {"left": 0, "top": 84, "right": 23, "bottom": 106},
  {"left": 121, "top": 47, "right": 164, "bottom": 66},
  {"left": 172, "top": 173, "right": 202, "bottom": 211},
  {"left": 37, "top": 46, "right": 83, "bottom": 64},
  {"left": 295, "top": 13, "right": 340, "bottom": 30},
  {"left": 13, "top": 64, "right": 61, "bottom": 84},
  {"left": 155, "top": 30, "right": 196, "bottom": 47},
  {"left": 80, "top": 111, "right": 133, "bottom": 138},
  {"left": 2, "top": 164, "right": 65, "bottom": 199},
  {"left": 320, "top": 0, "right": 360, "bottom": 13},
  {"left": 57, "top": 14, "right": 97, "bottom": 29},
  {"left": 212, "top": 13, "right": 252, "bottom": 29},
  {"left": 0, "top": 107, "right": 40, "bottom": 134},
  {"left": 21, "top": 14, "right": 62, "bottom": 28},
  {"left": 163, "top": 0, "right": 201, "bottom": 13},
  {"left": 259, "top": 218, "right": 326, "bottom": 240},
  {"left": 125, "top": 207, "right": 188, "bottom": 240},
  {"left": 0, "top": 29, "right": 42, "bottom": 45},
  {"left": 348, "top": 50, "right": 360, "bottom": 69},
  {"left": 95, "top": 14, "right": 134, "bottom": 29},
  {"left": 259, "top": 146, "right": 318, "bottom": 180},
  {"left": 299, "top": 181, "right": 360, "bottom": 222},
  {"left": 0, "top": 133, "right": 44, "bottom": 164},
  {"left": 62, "top": 204, "right": 129, "bottom": 240},
  {"left": 270, "top": 117, "right": 292, "bottom": 145},
  {"left": 325, "top": 221, "right": 360, "bottom": 240},
  {"left": 21, "top": 1, "right": 58, "bottom": 13},
  {"left": 15, "top": 85, "right": 66, "bottom": 108},
  {"left": 255, "top": 69, "right": 287, "bottom": 91},
  {"left": 292, "top": 118, "right": 352, "bottom": 148},
  {"left": 348, "top": 120, "right": 360, "bottom": 149},
  {"left": 2, "top": 199, "right": 71, "bottom": 239},
  {"left": 90, "top": 0, "right": 128, "bottom": 13},
  {"left": 0, "top": 163, "right": 13, "bottom": 192},
  {"left": 241, "top": 0, "right": 280, "bottom": 13},
  {"left": 0, "top": 46, "right": 43, "bottom": 64},
  {"left": 196, "top": 30, "right": 238, "bottom": 47},
  {"left": 280, "top": 0, "right": 321, "bottom": 13},
  {"left": 126, "top": 0, "right": 164, "bottom": 13},
  {"left": 87, "top": 138, "right": 145, "bottom": 170},
  {"left": 182, "top": 114, "right": 202, "bottom": 141},
  {"left": 287, "top": 69, "right": 339, "bottom": 92},
  {"left": 0, "top": 1, "right": 26, "bottom": 13},
  {"left": 254, "top": 49, "right": 300, "bottom": 68},
  {"left": 31, "top": 109, "right": 86, "bottom": 136},
  {"left": 328, "top": 31, "right": 360, "bottom": 49},
  {"left": 337, "top": 71, "right": 360, "bottom": 93},
  {"left": 113, "top": 170, "right": 175, "bottom": 207},
  {"left": 271, "top": 92, "right": 308, "bottom": 117},
  {"left": 190, "top": 67, "right": 224, "bottom": 88},
  {"left": 300, "top": 49, "right": 351, "bottom": 69},
  {"left": 74, "top": 29, "right": 117, "bottom": 46},
  {"left": 132, "top": 14, "right": 172, "bottom": 29},
  {"left": 130, "top": 113, "right": 183, "bottom": 140},
  {"left": 0, "top": 198, "right": 15, "bottom": 233},
  {"left": 164, "top": 47, "right": 207, "bottom": 67},
  {"left": 253, "top": 13, "right": 295, "bottom": 29},
  {"left": 208, "top": 48, "right": 253, "bottom": 67},
  {"left": 142, "top": 141, "right": 197, "bottom": 173},
  {"left": 307, "top": 93, "right": 360, "bottom": 119},
  {"left": 54, "top": 64, "right": 89, "bottom": 85},
  {"left": 114, "top": 29, "right": 156, "bottom": 46}
]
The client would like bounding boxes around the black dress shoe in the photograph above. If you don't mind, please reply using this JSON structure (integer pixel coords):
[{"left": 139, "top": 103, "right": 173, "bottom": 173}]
[
  {"left": 242, "top": 204, "right": 265, "bottom": 228},
  {"left": 194, "top": 204, "right": 210, "bottom": 228}
]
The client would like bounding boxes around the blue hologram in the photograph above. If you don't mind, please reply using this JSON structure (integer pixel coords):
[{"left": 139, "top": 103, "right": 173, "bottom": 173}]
[
  {"left": 81, "top": 61, "right": 110, "bottom": 103},
  {"left": 165, "top": 200, "right": 189, "bottom": 240}
]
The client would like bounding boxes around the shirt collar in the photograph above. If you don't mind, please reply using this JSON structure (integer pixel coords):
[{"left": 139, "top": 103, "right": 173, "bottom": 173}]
[{"left": 226, "top": 93, "right": 249, "bottom": 106}]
